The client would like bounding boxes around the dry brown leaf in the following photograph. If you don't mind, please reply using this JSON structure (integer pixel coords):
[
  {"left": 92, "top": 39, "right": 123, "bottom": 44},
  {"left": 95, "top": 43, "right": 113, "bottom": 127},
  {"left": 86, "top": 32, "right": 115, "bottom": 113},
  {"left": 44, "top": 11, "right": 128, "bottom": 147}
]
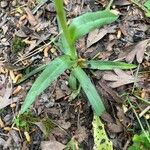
[
  {"left": 74, "top": 126, "right": 88, "bottom": 143},
  {"left": 0, "top": 137, "right": 6, "bottom": 146},
  {"left": 116, "top": 106, "right": 130, "bottom": 127},
  {"left": 107, "top": 122, "right": 123, "bottom": 133},
  {"left": 114, "top": 0, "right": 131, "bottom": 6},
  {"left": 126, "top": 39, "right": 149, "bottom": 63},
  {"left": 34, "top": 122, "right": 47, "bottom": 135},
  {"left": 0, "top": 76, "right": 18, "bottom": 109},
  {"left": 41, "top": 141, "right": 66, "bottom": 150},
  {"left": 86, "top": 26, "right": 116, "bottom": 48},
  {"left": 103, "top": 69, "right": 136, "bottom": 88},
  {"left": 9, "top": 130, "right": 21, "bottom": 147},
  {"left": 24, "top": 7, "right": 38, "bottom": 26}
]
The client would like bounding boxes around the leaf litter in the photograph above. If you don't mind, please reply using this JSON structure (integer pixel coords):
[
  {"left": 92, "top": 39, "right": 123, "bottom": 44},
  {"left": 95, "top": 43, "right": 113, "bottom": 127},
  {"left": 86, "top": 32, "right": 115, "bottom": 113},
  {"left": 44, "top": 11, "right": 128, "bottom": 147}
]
[
  {"left": 103, "top": 69, "right": 137, "bottom": 88},
  {"left": 0, "top": 0, "right": 150, "bottom": 149},
  {"left": 126, "top": 39, "right": 150, "bottom": 63}
]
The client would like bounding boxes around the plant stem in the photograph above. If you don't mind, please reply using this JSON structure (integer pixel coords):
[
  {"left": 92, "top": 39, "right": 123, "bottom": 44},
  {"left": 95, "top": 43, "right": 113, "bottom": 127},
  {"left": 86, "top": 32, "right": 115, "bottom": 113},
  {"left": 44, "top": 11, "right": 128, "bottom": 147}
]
[
  {"left": 54, "top": 0, "right": 76, "bottom": 59},
  {"left": 134, "top": 95, "right": 150, "bottom": 105},
  {"left": 106, "top": 0, "right": 113, "bottom": 10}
]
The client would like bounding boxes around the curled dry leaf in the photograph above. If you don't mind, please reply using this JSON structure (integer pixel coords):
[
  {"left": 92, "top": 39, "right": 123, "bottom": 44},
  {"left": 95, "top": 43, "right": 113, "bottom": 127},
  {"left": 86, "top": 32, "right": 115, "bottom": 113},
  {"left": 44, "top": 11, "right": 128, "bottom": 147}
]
[
  {"left": 107, "top": 122, "right": 123, "bottom": 133},
  {"left": 87, "top": 25, "right": 116, "bottom": 48},
  {"left": 24, "top": 7, "right": 38, "bottom": 26},
  {"left": 103, "top": 69, "right": 136, "bottom": 88},
  {"left": 126, "top": 39, "right": 149, "bottom": 63}
]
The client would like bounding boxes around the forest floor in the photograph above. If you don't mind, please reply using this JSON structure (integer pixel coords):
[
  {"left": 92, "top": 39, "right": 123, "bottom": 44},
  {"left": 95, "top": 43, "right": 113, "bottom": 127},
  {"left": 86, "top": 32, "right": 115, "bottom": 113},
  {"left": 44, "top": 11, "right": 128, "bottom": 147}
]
[{"left": 0, "top": 0, "right": 150, "bottom": 150}]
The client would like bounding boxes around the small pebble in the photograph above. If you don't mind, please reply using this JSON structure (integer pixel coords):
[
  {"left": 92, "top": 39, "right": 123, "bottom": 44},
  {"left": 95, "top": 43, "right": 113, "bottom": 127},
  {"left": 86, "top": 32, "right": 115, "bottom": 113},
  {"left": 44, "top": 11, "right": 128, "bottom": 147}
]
[
  {"left": 0, "top": 1, "right": 8, "bottom": 8},
  {"left": 133, "top": 31, "right": 146, "bottom": 42},
  {"left": 12, "top": 0, "right": 17, "bottom": 7}
]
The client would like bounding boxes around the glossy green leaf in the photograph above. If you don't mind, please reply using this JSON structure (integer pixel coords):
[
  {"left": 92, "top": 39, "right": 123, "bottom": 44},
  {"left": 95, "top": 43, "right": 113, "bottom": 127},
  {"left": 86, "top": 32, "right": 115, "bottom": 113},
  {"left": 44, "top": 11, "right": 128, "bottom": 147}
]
[
  {"left": 92, "top": 114, "right": 113, "bottom": 150},
  {"left": 20, "top": 55, "right": 74, "bottom": 114},
  {"left": 68, "top": 10, "right": 118, "bottom": 43},
  {"left": 72, "top": 66, "right": 105, "bottom": 116},
  {"left": 85, "top": 60, "right": 136, "bottom": 70},
  {"left": 144, "top": 0, "right": 150, "bottom": 10}
]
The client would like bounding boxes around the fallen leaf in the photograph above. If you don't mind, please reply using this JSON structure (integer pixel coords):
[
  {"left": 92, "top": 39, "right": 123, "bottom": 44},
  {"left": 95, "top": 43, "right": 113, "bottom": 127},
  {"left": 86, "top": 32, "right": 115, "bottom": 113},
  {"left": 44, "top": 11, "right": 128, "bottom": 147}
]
[
  {"left": 116, "top": 107, "right": 130, "bottom": 127},
  {"left": 0, "top": 137, "right": 6, "bottom": 146},
  {"left": 24, "top": 7, "right": 38, "bottom": 26},
  {"left": 74, "top": 126, "right": 88, "bottom": 143},
  {"left": 92, "top": 114, "right": 113, "bottom": 150},
  {"left": 34, "top": 122, "right": 47, "bottom": 135},
  {"left": 101, "top": 112, "right": 114, "bottom": 123},
  {"left": 0, "top": 77, "right": 18, "bottom": 109},
  {"left": 114, "top": 0, "right": 131, "bottom": 6},
  {"left": 9, "top": 130, "right": 21, "bottom": 147},
  {"left": 103, "top": 69, "right": 136, "bottom": 88},
  {"left": 126, "top": 39, "right": 149, "bottom": 63},
  {"left": 107, "top": 122, "right": 123, "bottom": 133},
  {"left": 57, "top": 118, "right": 71, "bottom": 130},
  {"left": 98, "top": 79, "right": 123, "bottom": 104},
  {"left": 55, "top": 88, "right": 66, "bottom": 100},
  {"left": 86, "top": 26, "right": 116, "bottom": 48},
  {"left": 41, "top": 141, "right": 66, "bottom": 150}
]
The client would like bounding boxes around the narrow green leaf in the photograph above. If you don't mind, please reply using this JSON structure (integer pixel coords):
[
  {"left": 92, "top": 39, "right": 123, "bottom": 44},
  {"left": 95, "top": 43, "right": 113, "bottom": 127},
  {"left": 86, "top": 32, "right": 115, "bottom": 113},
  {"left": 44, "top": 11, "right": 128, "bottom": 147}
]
[
  {"left": 144, "top": 0, "right": 150, "bottom": 10},
  {"left": 92, "top": 114, "right": 113, "bottom": 150},
  {"left": 68, "top": 10, "right": 118, "bottom": 43},
  {"left": 54, "top": 0, "right": 77, "bottom": 58},
  {"left": 85, "top": 60, "right": 136, "bottom": 70},
  {"left": 72, "top": 66, "right": 105, "bottom": 116},
  {"left": 68, "top": 71, "right": 77, "bottom": 90},
  {"left": 54, "top": 0, "right": 68, "bottom": 38},
  {"left": 16, "top": 64, "right": 47, "bottom": 84},
  {"left": 20, "top": 55, "right": 74, "bottom": 114}
]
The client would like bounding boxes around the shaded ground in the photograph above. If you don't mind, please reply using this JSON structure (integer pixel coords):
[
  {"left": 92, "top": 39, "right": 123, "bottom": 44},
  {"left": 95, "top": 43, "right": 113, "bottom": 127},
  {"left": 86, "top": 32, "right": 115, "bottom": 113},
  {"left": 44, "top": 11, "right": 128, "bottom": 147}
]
[{"left": 0, "top": 0, "right": 150, "bottom": 150}]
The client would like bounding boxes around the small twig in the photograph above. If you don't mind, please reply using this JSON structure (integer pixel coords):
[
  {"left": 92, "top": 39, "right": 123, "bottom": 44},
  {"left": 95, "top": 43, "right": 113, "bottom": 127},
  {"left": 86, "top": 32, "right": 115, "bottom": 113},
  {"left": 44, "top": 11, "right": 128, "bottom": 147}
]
[
  {"left": 13, "top": 33, "right": 61, "bottom": 65},
  {"left": 139, "top": 105, "right": 150, "bottom": 118},
  {"left": 106, "top": 0, "right": 114, "bottom": 10},
  {"left": 132, "top": 64, "right": 140, "bottom": 93}
]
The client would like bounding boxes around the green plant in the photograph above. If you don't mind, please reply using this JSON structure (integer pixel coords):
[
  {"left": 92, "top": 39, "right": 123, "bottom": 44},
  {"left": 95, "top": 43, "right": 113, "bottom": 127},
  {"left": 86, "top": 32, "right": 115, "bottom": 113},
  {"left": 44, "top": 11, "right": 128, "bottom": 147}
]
[
  {"left": 128, "top": 132, "right": 150, "bottom": 150},
  {"left": 15, "top": 112, "right": 54, "bottom": 134},
  {"left": 65, "top": 138, "right": 83, "bottom": 150},
  {"left": 11, "top": 36, "right": 26, "bottom": 53},
  {"left": 92, "top": 114, "right": 113, "bottom": 150},
  {"left": 20, "top": 0, "right": 136, "bottom": 115}
]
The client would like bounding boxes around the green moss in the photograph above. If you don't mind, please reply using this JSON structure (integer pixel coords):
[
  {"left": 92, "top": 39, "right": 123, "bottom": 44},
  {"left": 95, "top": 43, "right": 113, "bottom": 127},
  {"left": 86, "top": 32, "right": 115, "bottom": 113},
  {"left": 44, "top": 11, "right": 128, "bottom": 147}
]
[
  {"left": 15, "top": 112, "right": 39, "bottom": 131},
  {"left": 15, "top": 112, "right": 55, "bottom": 134},
  {"left": 42, "top": 118, "right": 55, "bottom": 136},
  {"left": 11, "top": 36, "right": 26, "bottom": 53}
]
